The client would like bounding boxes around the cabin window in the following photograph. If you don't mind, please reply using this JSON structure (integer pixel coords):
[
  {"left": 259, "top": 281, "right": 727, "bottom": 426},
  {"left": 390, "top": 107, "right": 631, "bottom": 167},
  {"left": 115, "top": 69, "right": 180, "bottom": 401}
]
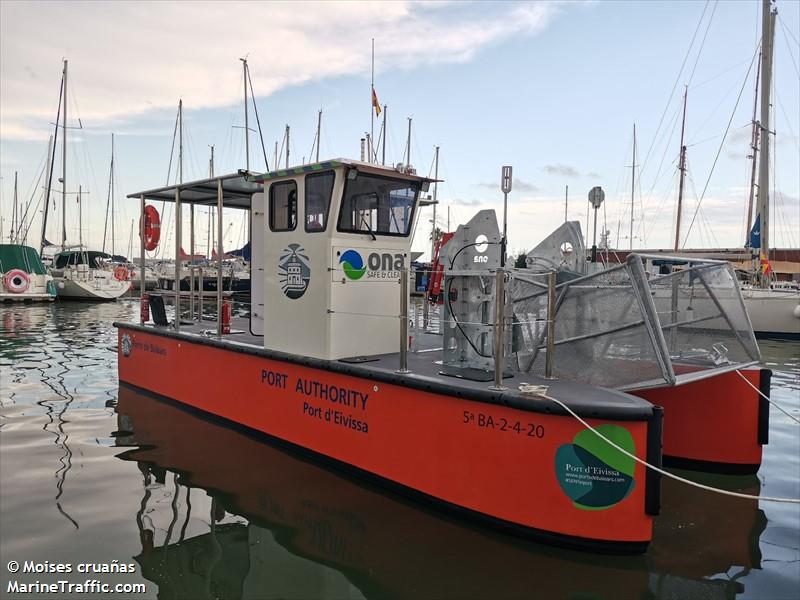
[
  {"left": 337, "top": 171, "right": 419, "bottom": 237},
  {"left": 305, "top": 171, "right": 335, "bottom": 232},
  {"left": 269, "top": 180, "right": 297, "bottom": 231}
]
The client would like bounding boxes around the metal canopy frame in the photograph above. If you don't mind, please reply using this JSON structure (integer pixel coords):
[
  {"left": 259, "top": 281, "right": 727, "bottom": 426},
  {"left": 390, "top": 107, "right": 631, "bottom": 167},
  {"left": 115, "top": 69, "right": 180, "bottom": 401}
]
[
  {"left": 130, "top": 161, "right": 442, "bottom": 337},
  {"left": 127, "top": 172, "right": 261, "bottom": 209}
]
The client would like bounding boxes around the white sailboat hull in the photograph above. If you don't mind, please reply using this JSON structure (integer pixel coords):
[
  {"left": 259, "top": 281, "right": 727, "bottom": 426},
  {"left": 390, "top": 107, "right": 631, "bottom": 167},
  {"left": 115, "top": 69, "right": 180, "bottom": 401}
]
[
  {"left": 742, "top": 288, "right": 800, "bottom": 338},
  {"left": 54, "top": 268, "right": 131, "bottom": 301}
]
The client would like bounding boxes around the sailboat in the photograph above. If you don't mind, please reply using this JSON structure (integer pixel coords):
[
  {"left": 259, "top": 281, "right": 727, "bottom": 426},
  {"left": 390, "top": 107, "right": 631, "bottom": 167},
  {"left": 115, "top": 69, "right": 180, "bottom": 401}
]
[
  {"left": 0, "top": 172, "right": 56, "bottom": 301},
  {"left": 45, "top": 60, "right": 130, "bottom": 301},
  {"left": 738, "top": 0, "right": 800, "bottom": 338}
]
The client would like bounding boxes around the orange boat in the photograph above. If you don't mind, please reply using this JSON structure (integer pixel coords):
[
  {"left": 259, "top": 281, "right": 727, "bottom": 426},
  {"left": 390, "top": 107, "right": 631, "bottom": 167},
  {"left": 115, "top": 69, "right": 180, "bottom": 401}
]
[
  {"left": 115, "top": 384, "right": 766, "bottom": 598},
  {"left": 117, "top": 160, "right": 664, "bottom": 553}
]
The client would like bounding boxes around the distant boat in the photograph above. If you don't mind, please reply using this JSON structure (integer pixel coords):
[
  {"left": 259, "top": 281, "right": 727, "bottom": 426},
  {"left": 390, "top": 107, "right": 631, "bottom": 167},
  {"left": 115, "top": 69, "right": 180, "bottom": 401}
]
[
  {"left": 51, "top": 250, "right": 130, "bottom": 300},
  {"left": 42, "top": 59, "right": 129, "bottom": 301},
  {"left": 0, "top": 244, "right": 55, "bottom": 302}
]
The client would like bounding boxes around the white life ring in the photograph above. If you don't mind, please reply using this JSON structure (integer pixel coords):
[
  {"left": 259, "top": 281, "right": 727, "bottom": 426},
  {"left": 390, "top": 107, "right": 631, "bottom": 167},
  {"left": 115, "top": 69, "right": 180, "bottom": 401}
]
[{"left": 3, "top": 269, "right": 30, "bottom": 294}]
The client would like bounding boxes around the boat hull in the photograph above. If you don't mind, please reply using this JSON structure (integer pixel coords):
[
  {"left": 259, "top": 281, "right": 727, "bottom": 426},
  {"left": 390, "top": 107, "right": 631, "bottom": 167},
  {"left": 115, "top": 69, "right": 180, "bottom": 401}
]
[
  {"left": 632, "top": 368, "right": 769, "bottom": 474},
  {"left": 55, "top": 274, "right": 130, "bottom": 300},
  {"left": 116, "top": 324, "right": 659, "bottom": 553},
  {"left": 742, "top": 290, "right": 800, "bottom": 339}
]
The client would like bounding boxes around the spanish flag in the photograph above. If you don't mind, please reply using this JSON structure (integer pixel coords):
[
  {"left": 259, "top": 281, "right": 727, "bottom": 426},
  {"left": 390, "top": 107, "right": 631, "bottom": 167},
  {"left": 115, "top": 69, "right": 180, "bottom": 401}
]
[
  {"left": 760, "top": 252, "right": 772, "bottom": 275},
  {"left": 371, "top": 87, "right": 381, "bottom": 117}
]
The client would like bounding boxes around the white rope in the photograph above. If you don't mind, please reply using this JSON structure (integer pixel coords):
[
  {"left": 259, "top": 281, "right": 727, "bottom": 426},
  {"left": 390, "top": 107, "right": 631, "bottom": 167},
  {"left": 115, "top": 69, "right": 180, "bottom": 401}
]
[
  {"left": 518, "top": 383, "right": 800, "bottom": 504},
  {"left": 735, "top": 369, "right": 800, "bottom": 425}
]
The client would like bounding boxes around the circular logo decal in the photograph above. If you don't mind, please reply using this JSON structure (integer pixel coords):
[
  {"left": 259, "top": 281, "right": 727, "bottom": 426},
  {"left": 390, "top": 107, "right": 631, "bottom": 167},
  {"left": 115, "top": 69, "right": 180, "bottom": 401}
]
[
  {"left": 340, "top": 249, "right": 367, "bottom": 280},
  {"left": 278, "top": 244, "right": 311, "bottom": 299},
  {"left": 555, "top": 425, "right": 636, "bottom": 510},
  {"left": 475, "top": 234, "right": 489, "bottom": 253},
  {"left": 121, "top": 333, "right": 132, "bottom": 357}
]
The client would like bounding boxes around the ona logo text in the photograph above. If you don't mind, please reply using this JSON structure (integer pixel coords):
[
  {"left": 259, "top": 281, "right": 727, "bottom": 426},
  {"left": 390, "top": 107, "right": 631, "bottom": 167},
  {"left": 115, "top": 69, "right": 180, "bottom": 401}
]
[
  {"left": 555, "top": 425, "right": 636, "bottom": 510},
  {"left": 278, "top": 244, "right": 311, "bottom": 299},
  {"left": 340, "top": 249, "right": 405, "bottom": 280}
]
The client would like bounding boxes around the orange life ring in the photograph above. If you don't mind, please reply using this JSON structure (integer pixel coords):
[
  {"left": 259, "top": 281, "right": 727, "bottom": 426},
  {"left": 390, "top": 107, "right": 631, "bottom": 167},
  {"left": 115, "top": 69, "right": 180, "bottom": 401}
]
[
  {"left": 3, "top": 269, "right": 30, "bottom": 294},
  {"left": 114, "top": 265, "right": 129, "bottom": 281},
  {"left": 140, "top": 205, "right": 161, "bottom": 251}
]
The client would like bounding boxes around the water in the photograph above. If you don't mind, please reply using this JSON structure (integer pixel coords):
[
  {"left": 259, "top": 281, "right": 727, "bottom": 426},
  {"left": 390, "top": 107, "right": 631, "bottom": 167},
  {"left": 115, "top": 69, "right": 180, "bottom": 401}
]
[{"left": 1, "top": 301, "right": 798, "bottom": 599}]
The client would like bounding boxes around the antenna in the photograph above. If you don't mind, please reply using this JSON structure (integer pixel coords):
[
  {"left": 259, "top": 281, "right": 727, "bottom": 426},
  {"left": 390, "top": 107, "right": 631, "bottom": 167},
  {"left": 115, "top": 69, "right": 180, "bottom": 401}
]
[{"left": 500, "top": 166, "right": 512, "bottom": 267}]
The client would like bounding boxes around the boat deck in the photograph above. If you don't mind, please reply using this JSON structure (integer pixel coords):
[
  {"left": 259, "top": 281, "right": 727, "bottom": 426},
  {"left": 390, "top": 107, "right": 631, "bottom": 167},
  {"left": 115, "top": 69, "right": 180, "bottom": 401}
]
[{"left": 118, "top": 316, "right": 655, "bottom": 421}]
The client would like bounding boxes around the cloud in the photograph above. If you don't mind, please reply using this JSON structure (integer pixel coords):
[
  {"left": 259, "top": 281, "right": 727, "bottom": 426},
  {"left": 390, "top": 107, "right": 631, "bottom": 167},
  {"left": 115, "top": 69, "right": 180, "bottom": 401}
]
[
  {"left": 542, "top": 163, "right": 579, "bottom": 177},
  {"left": 475, "top": 178, "right": 538, "bottom": 192},
  {"left": 0, "top": 1, "right": 558, "bottom": 140},
  {"left": 586, "top": 171, "right": 602, "bottom": 180}
]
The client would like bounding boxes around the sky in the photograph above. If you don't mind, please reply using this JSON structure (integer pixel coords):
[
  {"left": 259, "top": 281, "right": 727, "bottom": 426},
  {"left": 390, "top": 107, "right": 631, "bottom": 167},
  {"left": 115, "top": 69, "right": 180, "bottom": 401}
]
[{"left": 1, "top": 0, "right": 798, "bottom": 260}]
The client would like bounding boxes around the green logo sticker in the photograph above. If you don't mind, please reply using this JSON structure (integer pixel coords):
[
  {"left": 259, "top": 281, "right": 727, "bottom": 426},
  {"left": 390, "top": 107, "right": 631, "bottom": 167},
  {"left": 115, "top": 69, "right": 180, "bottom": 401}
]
[{"left": 555, "top": 425, "right": 636, "bottom": 511}]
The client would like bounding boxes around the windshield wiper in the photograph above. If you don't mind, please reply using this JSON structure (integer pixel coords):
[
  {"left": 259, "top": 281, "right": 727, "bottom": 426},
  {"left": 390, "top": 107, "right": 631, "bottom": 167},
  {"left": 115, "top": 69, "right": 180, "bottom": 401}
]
[{"left": 361, "top": 215, "right": 377, "bottom": 241}]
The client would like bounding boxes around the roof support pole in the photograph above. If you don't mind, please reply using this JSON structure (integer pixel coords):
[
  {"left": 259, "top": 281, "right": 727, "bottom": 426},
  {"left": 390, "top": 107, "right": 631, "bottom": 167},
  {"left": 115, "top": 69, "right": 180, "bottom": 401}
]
[
  {"left": 189, "top": 202, "right": 195, "bottom": 320},
  {"left": 216, "top": 178, "right": 224, "bottom": 337},
  {"left": 174, "top": 187, "right": 181, "bottom": 331},
  {"left": 140, "top": 194, "right": 146, "bottom": 324}
]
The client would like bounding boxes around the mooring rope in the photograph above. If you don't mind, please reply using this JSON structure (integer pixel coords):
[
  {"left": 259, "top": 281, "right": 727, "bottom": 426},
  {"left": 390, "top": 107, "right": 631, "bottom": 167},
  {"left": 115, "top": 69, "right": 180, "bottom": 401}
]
[
  {"left": 735, "top": 370, "right": 800, "bottom": 425},
  {"left": 518, "top": 383, "right": 800, "bottom": 504}
]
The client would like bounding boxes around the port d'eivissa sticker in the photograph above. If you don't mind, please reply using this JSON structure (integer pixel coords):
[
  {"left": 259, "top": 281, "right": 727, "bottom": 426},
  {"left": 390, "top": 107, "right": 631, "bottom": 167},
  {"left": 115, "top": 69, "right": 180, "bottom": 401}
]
[
  {"left": 278, "top": 244, "right": 310, "bottom": 299},
  {"left": 555, "top": 425, "right": 636, "bottom": 510}
]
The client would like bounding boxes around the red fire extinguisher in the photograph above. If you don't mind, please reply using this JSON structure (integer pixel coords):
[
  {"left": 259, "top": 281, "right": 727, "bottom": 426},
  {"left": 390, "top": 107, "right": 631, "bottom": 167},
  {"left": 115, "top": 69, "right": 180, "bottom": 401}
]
[
  {"left": 221, "top": 299, "right": 231, "bottom": 334},
  {"left": 140, "top": 293, "right": 150, "bottom": 323}
]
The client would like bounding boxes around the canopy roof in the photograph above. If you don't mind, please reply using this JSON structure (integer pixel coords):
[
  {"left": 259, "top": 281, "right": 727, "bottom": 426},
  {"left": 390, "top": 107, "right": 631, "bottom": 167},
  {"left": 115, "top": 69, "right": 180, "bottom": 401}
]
[
  {"left": 0, "top": 244, "right": 47, "bottom": 275},
  {"left": 126, "top": 159, "right": 440, "bottom": 209},
  {"left": 54, "top": 250, "right": 112, "bottom": 269}
]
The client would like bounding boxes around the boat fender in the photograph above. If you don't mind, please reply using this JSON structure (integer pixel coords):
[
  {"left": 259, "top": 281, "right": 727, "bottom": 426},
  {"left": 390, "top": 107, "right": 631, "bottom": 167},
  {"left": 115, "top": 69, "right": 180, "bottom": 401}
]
[
  {"left": 114, "top": 265, "right": 129, "bottom": 281},
  {"left": 141, "top": 205, "right": 161, "bottom": 251},
  {"left": 3, "top": 269, "right": 30, "bottom": 294},
  {"left": 793, "top": 304, "right": 800, "bottom": 319}
]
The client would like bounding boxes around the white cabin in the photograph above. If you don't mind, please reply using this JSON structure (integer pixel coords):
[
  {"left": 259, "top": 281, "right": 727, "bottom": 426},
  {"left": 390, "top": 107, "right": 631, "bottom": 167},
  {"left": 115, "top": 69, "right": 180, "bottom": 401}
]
[{"left": 251, "top": 159, "right": 433, "bottom": 360}]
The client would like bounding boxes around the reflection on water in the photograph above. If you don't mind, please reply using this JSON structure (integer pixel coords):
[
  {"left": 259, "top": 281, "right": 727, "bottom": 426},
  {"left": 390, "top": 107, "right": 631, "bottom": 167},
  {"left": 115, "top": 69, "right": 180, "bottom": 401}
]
[{"left": 1, "top": 302, "right": 799, "bottom": 599}]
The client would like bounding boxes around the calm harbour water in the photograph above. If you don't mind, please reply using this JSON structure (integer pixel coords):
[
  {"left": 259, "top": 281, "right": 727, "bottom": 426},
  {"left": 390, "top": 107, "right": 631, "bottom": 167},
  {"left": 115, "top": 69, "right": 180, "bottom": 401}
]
[{"left": 1, "top": 301, "right": 798, "bottom": 600}]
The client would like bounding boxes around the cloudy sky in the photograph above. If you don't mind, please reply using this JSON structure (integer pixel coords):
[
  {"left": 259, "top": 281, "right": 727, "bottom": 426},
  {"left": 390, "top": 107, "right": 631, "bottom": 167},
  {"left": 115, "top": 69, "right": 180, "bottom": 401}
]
[{"left": 1, "top": 0, "right": 798, "bottom": 258}]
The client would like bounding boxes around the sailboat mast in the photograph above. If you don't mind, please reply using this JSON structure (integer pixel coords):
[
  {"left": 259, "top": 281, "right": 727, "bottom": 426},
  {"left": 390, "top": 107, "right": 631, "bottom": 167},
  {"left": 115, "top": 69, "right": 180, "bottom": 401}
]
[
  {"left": 674, "top": 87, "right": 688, "bottom": 251},
  {"left": 178, "top": 99, "right": 183, "bottom": 184},
  {"left": 430, "top": 145, "right": 439, "bottom": 267},
  {"left": 756, "top": 0, "right": 776, "bottom": 283},
  {"left": 111, "top": 133, "right": 115, "bottom": 257},
  {"left": 405, "top": 118, "right": 412, "bottom": 166},
  {"left": 78, "top": 186, "right": 82, "bottom": 248},
  {"left": 381, "top": 105, "right": 387, "bottom": 166},
  {"left": 370, "top": 38, "right": 374, "bottom": 163},
  {"left": 62, "top": 59, "right": 68, "bottom": 249},
  {"left": 745, "top": 50, "right": 762, "bottom": 241},
  {"left": 208, "top": 145, "right": 214, "bottom": 258},
  {"left": 11, "top": 171, "right": 17, "bottom": 243},
  {"left": 315, "top": 110, "right": 322, "bottom": 162},
  {"left": 40, "top": 85, "right": 60, "bottom": 255},
  {"left": 630, "top": 123, "right": 637, "bottom": 251},
  {"left": 241, "top": 57, "right": 250, "bottom": 171},
  {"left": 285, "top": 125, "right": 290, "bottom": 168}
]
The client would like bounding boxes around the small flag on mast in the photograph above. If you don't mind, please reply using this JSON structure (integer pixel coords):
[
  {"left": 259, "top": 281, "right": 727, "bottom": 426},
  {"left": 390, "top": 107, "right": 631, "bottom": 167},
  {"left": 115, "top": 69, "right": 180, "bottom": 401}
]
[
  {"left": 760, "top": 252, "right": 772, "bottom": 275},
  {"left": 372, "top": 87, "right": 381, "bottom": 117}
]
